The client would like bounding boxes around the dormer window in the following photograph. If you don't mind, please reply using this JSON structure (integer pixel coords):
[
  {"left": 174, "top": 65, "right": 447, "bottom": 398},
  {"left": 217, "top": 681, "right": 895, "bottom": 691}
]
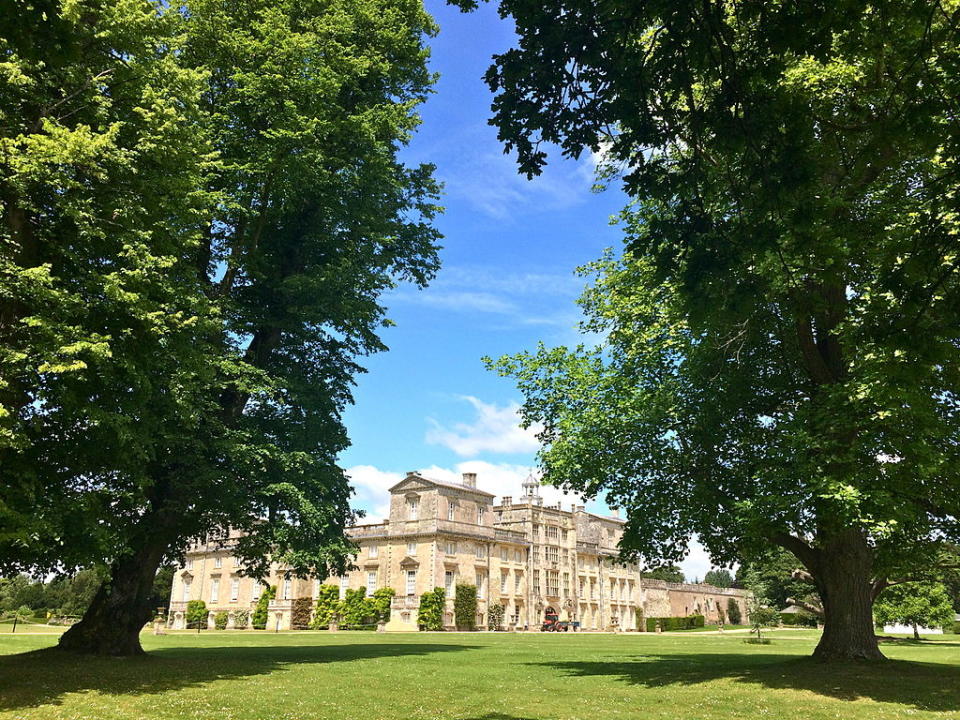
[{"left": 407, "top": 496, "right": 419, "bottom": 520}]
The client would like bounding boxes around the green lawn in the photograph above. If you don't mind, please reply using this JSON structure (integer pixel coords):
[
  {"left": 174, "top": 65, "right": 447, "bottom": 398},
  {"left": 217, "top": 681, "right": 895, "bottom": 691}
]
[{"left": 0, "top": 629, "right": 958, "bottom": 720}]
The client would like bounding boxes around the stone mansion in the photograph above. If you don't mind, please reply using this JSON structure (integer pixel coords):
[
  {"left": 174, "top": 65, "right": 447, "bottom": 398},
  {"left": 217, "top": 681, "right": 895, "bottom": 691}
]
[{"left": 168, "top": 471, "right": 749, "bottom": 631}]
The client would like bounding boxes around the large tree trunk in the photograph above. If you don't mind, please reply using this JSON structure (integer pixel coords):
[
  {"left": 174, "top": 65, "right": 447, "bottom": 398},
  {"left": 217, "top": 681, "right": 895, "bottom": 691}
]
[
  {"left": 58, "top": 532, "right": 169, "bottom": 656},
  {"left": 811, "top": 530, "right": 885, "bottom": 661}
]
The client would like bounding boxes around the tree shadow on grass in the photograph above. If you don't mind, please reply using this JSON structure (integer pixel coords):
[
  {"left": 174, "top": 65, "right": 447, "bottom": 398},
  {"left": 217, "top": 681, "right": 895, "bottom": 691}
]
[
  {"left": 0, "top": 641, "right": 479, "bottom": 712},
  {"left": 537, "top": 651, "right": 960, "bottom": 713}
]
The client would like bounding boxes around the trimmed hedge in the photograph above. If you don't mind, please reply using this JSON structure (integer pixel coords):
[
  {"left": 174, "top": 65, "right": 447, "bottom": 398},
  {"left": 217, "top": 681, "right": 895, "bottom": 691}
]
[
  {"left": 646, "top": 615, "right": 705, "bottom": 631},
  {"left": 214, "top": 611, "right": 229, "bottom": 630},
  {"left": 779, "top": 611, "right": 818, "bottom": 627},
  {"left": 952, "top": 621, "right": 960, "bottom": 634}
]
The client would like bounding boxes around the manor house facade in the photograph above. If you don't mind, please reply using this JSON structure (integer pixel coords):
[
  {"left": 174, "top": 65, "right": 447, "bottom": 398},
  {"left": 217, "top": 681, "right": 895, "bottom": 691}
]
[{"left": 168, "top": 471, "right": 749, "bottom": 631}]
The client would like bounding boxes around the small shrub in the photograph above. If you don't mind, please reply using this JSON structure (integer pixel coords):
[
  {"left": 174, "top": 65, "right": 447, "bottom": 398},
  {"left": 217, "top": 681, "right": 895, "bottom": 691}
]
[
  {"left": 214, "top": 611, "right": 228, "bottom": 630},
  {"left": 185, "top": 599, "right": 208, "bottom": 630},
  {"left": 952, "top": 621, "right": 960, "bottom": 635},
  {"left": 749, "top": 605, "right": 779, "bottom": 641},
  {"left": 233, "top": 609, "right": 250, "bottom": 628},
  {"left": 454, "top": 584, "right": 477, "bottom": 630},
  {"left": 744, "top": 637, "right": 771, "bottom": 645}
]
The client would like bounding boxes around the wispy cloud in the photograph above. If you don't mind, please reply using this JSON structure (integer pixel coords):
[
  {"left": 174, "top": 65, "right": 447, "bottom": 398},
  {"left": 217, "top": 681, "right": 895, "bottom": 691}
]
[
  {"left": 412, "top": 122, "right": 596, "bottom": 220},
  {"left": 426, "top": 395, "right": 542, "bottom": 457},
  {"left": 388, "top": 264, "right": 586, "bottom": 333}
]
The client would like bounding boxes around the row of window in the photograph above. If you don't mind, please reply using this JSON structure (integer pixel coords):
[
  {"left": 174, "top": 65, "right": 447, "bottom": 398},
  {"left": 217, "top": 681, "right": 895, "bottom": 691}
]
[
  {"left": 181, "top": 576, "right": 293, "bottom": 604},
  {"left": 406, "top": 496, "right": 491, "bottom": 525}
]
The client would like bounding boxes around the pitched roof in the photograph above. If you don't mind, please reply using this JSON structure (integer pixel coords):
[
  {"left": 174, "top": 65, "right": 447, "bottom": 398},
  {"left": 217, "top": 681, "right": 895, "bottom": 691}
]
[{"left": 388, "top": 472, "right": 496, "bottom": 498}]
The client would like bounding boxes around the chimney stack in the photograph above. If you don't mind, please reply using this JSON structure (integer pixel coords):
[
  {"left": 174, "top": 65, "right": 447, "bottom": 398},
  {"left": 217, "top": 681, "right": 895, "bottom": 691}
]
[
  {"left": 462, "top": 472, "right": 477, "bottom": 488},
  {"left": 502, "top": 496, "right": 512, "bottom": 507},
  {"left": 610, "top": 508, "right": 620, "bottom": 519}
]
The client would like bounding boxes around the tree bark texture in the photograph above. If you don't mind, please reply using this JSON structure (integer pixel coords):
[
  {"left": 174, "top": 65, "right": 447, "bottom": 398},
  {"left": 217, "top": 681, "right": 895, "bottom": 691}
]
[
  {"left": 57, "top": 531, "right": 169, "bottom": 656},
  {"left": 809, "top": 530, "right": 885, "bottom": 661}
]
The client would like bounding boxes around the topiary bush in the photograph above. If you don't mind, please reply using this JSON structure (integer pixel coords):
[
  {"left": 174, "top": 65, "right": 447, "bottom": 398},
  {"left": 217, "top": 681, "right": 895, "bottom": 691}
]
[
  {"left": 727, "top": 597, "right": 743, "bottom": 625},
  {"left": 488, "top": 602, "right": 505, "bottom": 631},
  {"left": 454, "top": 583, "right": 477, "bottom": 630},
  {"left": 418, "top": 587, "right": 445, "bottom": 630},
  {"left": 371, "top": 587, "right": 395, "bottom": 624},
  {"left": 186, "top": 600, "right": 208, "bottom": 630},
  {"left": 233, "top": 609, "right": 250, "bottom": 629},
  {"left": 291, "top": 597, "right": 312, "bottom": 629},
  {"left": 310, "top": 584, "right": 341, "bottom": 629},
  {"left": 251, "top": 586, "right": 275, "bottom": 630},
  {"left": 214, "top": 611, "right": 228, "bottom": 630}
]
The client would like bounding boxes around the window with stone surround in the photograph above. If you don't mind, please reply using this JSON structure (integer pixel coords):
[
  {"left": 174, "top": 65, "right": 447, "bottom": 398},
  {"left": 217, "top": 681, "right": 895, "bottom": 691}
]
[
  {"left": 407, "top": 496, "right": 419, "bottom": 520},
  {"left": 369, "top": 544, "right": 379, "bottom": 558},
  {"left": 407, "top": 541, "right": 416, "bottom": 555},
  {"left": 546, "top": 525, "right": 558, "bottom": 541},
  {"left": 477, "top": 506, "right": 485, "bottom": 524},
  {"left": 405, "top": 569, "right": 416, "bottom": 596},
  {"left": 476, "top": 571, "right": 487, "bottom": 599},
  {"left": 214, "top": 556, "right": 222, "bottom": 569},
  {"left": 231, "top": 578, "right": 239, "bottom": 602},
  {"left": 501, "top": 572, "right": 508, "bottom": 594},
  {"left": 252, "top": 582, "right": 262, "bottom": 601},
  {"left": 514, "top": 571, "right": 522, "bottom": 593},
  {"left": 533, "top": 570, "right": 540, "bottom": 595},
  {"left": 447, "top": 500, "right": 457, "bottom": 521},
  {"left": 546, "top": 546, "right": 559, "bottom": 563},
  {"left": 445, "top": 540, "right": 457, "bottom": 555},
  {"left": 514, "top": 550, "right": 523, "bottom": 563},
  {"left": 445, "top": 570, "right": 455, "bottom": 595},
  {"left": 186, "top": 558, "right": 194, "bottom": 571},
  {"left": 475, "top": 543, "right": 486, "bottom": 559},
  {"left": 339, "top": 576, "right": 348, "bottom": 599},
  {"left": 283, "top": 578, "right": 292, "bottom": 600},
  {"left": 182, "top": 579, "right": 191, "bottom": 602},
  {"left": 562, "top": 573, "right": 570, "bottom": 598},
  {"left": 367, "top": 571, "right": 377, "bottom": 595},
  {"left": 500, "top": 546, "right": 508, "bottom": 562},
  {"left": 210, "top": 578, "right": 220, "bottom": 602},
  {"left": 546, "top": 571, "right": 559, "bottom": 597}
]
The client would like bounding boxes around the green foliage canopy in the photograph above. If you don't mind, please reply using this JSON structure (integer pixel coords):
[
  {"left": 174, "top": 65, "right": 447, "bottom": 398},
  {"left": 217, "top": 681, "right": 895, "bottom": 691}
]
[
  {"left": 703, "top": 570, "right": 734, "bottom": 589},
  {"left": 479, "top": 0, "right": 960, "bottom": 660},
  {"left": 2, "top": 0, "right": 442, "bottom": 654},
  {"left": 874, "top": 582, "right": 956, "bottom": 635}
]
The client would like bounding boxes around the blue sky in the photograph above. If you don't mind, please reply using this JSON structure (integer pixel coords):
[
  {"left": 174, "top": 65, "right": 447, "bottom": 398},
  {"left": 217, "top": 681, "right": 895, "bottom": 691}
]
[{"left": 339, "top": 1, "right": 715, "bottom": 581}]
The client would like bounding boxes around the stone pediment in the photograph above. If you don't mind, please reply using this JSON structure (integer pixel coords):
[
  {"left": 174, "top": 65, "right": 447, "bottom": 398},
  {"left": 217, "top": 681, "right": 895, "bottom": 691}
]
[
  {"left": 399, "top": 556, "right": 420, "bottom": 568},
  {"left": 180, "top": 570, "right": 193, "bottom": 581},
  {"left": 388, "top": 475, "right": 433, "bottom": 495}
]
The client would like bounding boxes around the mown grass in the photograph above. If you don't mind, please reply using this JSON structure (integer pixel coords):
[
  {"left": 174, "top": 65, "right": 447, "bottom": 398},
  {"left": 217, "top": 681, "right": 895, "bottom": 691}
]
[{"left": 0, "top": 629, "right": 957, "bottom": 719}]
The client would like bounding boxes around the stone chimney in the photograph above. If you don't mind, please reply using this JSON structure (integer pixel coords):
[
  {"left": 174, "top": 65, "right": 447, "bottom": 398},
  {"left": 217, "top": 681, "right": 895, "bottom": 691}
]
[
  {"left": 610, "top": 508, "right": 620, "bottom": 519},
  {"left": 502, "top": 496, "right": 512, "bottom": 507},
  {"left": 462, "top": 472, "right": 477, "bottom": 488}
]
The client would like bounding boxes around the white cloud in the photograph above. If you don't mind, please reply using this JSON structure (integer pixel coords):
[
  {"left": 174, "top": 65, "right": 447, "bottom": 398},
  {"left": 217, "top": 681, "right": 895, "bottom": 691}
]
[
  {"left": 347, "top": 461, "right": 589, "bottom": 517},
  {"left": 425, "top": 395, "right": 542, "bottom": 457},
  {"left": 345, "top": 465, "right": 402, "bottom": 524}
]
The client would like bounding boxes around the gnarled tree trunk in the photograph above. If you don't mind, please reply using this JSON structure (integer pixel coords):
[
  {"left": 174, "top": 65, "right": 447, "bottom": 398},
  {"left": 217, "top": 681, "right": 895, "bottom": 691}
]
[
  {"left": 810, "top": 530, "right": 885, "bottom": 661},
  {"left": 58, "top": 531, "right": 169, "bottom": 656}
]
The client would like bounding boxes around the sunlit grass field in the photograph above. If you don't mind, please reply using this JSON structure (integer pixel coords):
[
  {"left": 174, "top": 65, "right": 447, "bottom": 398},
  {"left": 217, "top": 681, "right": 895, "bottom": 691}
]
[{"left": 0, "top": 628, "right": 957, "bottom": 719}]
